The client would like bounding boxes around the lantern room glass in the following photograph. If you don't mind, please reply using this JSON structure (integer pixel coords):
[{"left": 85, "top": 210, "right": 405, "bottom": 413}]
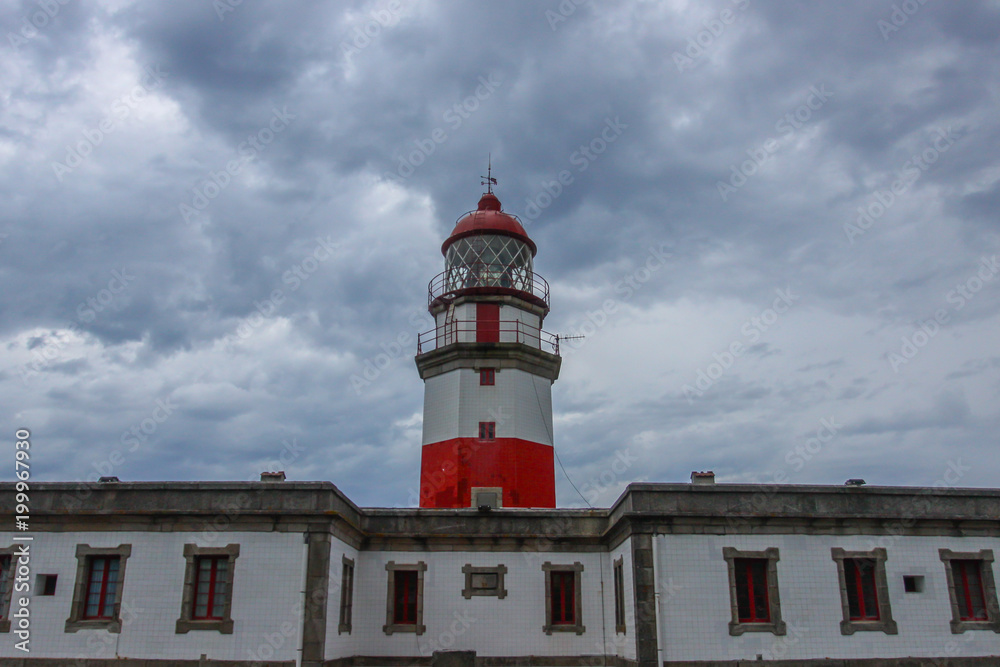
[{"left": 444, "top": 234, "right": 534, "bottom": 293}]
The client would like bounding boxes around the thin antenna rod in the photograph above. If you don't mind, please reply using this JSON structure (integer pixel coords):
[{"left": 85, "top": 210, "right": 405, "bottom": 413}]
[{"left": 481, "top": 154, "right": 497, "bottom": 194}]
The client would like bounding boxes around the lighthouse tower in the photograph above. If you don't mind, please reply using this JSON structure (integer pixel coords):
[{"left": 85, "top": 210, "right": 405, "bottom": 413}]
[{"left": 416, "top": 175, "right": 560, "bottom": 509}]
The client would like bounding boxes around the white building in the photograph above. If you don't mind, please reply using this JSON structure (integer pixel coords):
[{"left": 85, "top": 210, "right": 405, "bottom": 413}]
[{"left": 3, "top": 186, "right": 999, "bottom": 666}]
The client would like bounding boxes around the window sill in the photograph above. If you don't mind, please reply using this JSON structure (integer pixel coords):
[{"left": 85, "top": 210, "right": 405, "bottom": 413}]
[
  {"left": 176, "top": 618, "right": 234, "bottom": 634},
  {"left": 384, "top": 622, "right": 426, "bottom": 635},
  {"left": 544, "top": 623, "right": 586, "bottom": 635},
  {"left": 950, "top": 618, "right": 1000, "bottom": 634},
  {"left": 65, "top": 618, "right": 122, "bottom": 633},
  {"left": 729, "top": 620, "right": 786, "bottom": 636},
  {"left": 841, "top": 619, "right": 898, "bottom": 635}
]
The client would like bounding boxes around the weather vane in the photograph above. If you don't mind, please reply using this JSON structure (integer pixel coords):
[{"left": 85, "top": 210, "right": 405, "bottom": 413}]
[{"left": 481, "top": 154, "right": 497, "bottom": 194}]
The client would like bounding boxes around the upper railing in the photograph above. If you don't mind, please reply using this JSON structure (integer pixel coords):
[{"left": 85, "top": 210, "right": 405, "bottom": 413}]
[
  {"left": 428, "top": 268, "right": 550, "bottom": 309},
  {"left": 416, "top": 319, "right": 561, "bottom": 355}
]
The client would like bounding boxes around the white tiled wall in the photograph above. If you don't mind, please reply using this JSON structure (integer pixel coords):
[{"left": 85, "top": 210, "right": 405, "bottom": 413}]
[
  {"left": 338, "top": 550, "right": 611, "bottom": 658},
  {"left": 656, "top": 533, "right": 1000, "bottom": 662},
  {"left": 0, "top": 530, "right": 306, "bottom": 662},
  {"left": 424, "top": 369, "right": 553, "bottom": 446}
]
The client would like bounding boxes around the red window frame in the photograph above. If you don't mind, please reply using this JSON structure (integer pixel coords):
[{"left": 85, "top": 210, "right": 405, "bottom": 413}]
[
  {"left": 480, "top": 368, "right": 495, "bottom": 386},
  {"left": 393, "top": 570, "right": 419, "bottom": 625},
  {"left": 479, "top": 421, "right": 495, "bottom": 441},
  {"left": 844, "top": 558, "right": 880, "bottom": 620},
  {"left": 550, "top": 570, "right": 576, "bottom": 625},
  {"left": 192, "top": 556, "right": 228, "bottom": 620},
  {"left": 734, "top": 558, "right": 770, "bottom": 623},
  {"left": 83, "top": 556, "right": 120, "bottom": 620},
  {"left": 952, "top": 560, "right": 989, "bottom": 621}
]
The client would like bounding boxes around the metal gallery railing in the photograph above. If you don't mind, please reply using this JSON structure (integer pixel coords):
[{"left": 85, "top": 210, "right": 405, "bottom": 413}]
[
  {"left": 427, "top": 268, "right": 550, "bottom": 308},
  {"left": 417, "top": 319, "right": 560, "bottom": 355}
]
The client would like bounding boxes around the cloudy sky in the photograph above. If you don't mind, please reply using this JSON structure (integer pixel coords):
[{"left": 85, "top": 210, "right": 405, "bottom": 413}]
[{"left": 2, "top": 0, "right": 999, "bottom": 507}]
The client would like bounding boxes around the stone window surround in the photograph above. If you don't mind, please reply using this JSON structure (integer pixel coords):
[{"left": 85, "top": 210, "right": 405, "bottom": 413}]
[
  {"left": 542, "top": 561, "right": 585, "bottom": 635},
  {"left": 384, "top": 561, "right": 427, "bottom": 635},
  {"left": 339, "top": 555, "right": 355, "bottom": 634},
  {"left": 831, "top": 547, "right": 898, "bottom": 635},
  {"left": 462, "top": 563, "right": 508, "bottom": 599},
  {"left": 471, "top": 487, "right": 503, "bottom": 509},
  {"left": 940, "top": 548, "right": 1000, "bottom": 634},
  {"left": 0, "top": 546, "right": 16, "bottom": 633},
  {"left": 613, "top": 556, "right": 626, "bottom": 635},
  {"left": 722, "top": 547, "right": 786, "bottom": 636},
  {"left": 65, "top": 544, "right": 132, "bottom": 633},
  {"left": 176, "top": 543, "right": 240, "bottom": 634}
]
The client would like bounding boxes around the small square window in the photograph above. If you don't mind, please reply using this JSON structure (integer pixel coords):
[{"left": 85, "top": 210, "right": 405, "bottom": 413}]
[
  {"left": 480, "top": 368, "right": 495, "bottom": 385},
  {"left": 36, "top": 574, "right": 58, "bottom": 596},
  {"left": 478, "top": 422, "right": 495, "bottom": 441},
  {"left": 903, "top": 575, "right": 924, "bottom": 593}
]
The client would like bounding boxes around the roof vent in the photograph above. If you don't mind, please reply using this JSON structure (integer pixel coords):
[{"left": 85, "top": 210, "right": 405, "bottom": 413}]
[
  {"left": 691, "top": 471, "right": 715, "bottom": 485},
  {"left": 260, "top": 471, "right": 286, "bottom": 482},
  {"left": 98, "top": 476, "right": 120, "bottom": 483},
  {"left": 846, "top": 478, "right": 866, "bottom": 486}
]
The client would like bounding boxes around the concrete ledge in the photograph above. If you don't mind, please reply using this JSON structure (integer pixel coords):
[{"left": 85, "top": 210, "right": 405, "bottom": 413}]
[
  {"left": 662, "top": 658, "right": 1000, "bottom": 666},
  {"left": 324, "top": 657, "right": 636, "bottom": 667},
  {"left": 1, "top": 660, "right": 293, "bottom": 666}
]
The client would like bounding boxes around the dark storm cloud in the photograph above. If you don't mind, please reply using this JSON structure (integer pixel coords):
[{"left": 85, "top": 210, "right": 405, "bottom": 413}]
[{"left": 2, "top": 0, "right": 999, "bottom": 505}]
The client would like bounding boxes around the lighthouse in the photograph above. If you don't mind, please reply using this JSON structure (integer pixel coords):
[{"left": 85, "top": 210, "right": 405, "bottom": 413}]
[{"left": 415, "top": 174, "right": 560, "bottom": 509}]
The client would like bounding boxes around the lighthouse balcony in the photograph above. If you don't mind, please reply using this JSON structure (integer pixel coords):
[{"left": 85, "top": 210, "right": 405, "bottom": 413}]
[
  {"left": 416, "top": 319, "right": 560, "bottom": 355},
  {"left": 428, "top": 267, "right": 550, "bottom": 310}
]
